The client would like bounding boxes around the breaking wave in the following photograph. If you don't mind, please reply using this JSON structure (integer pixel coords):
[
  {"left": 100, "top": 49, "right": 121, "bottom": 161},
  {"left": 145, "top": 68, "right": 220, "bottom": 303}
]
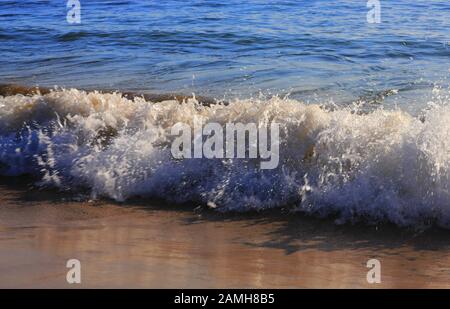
[{"left": 1, "top": 88, "right": 449, "bottom": 228}]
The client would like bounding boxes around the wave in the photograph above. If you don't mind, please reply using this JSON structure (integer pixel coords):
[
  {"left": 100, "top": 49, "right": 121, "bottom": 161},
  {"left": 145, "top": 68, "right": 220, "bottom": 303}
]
[{"left": 0, "top": 87, "right": 449, "bottom": 228}]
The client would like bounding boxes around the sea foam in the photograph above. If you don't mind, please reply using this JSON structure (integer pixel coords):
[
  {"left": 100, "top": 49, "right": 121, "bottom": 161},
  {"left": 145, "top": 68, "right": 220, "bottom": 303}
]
[{"left": 0, "top": 88, "right": 449, "bottom": 228}]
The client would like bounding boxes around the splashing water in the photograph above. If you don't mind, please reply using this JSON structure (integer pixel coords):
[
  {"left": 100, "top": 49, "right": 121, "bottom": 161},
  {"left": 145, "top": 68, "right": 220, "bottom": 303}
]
[{"left": 0, "top": 88, "right": 449, "bottom": 228}]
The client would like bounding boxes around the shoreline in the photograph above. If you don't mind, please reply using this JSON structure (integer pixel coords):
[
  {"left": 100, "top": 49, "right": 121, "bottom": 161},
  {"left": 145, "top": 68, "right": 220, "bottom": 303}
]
[
  {"left": 1, "top": 85, "right": 450, "bottom": 288},
  {"left": 0, "top": 83, "right": 223, "bottom": 106},
  {"left": 0, "top": 178, "right": 449, "bottom": 288}
]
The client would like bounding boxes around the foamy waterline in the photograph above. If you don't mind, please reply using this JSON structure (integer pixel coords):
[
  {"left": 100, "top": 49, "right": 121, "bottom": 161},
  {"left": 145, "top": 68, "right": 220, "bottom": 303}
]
[{"left": 0, "top": 88, "right": 449, "bottom": 228}]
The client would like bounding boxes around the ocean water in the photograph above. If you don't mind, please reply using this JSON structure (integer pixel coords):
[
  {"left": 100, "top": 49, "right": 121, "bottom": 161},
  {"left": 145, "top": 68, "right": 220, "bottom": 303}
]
[
  {"left": 1, "top": 1, "right": 449, "bottom": 104},
  {"left": 1, "top": 1, "right": 450, "bottom": 227}
]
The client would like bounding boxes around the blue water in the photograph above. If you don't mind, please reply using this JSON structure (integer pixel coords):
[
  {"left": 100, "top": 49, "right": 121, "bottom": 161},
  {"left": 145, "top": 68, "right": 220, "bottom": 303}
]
[
  {"left": 1, "top": 1, "right": 450, "bottom": 227},
  {"left": 0, "top": 0, "right": 449, "bottom": 106}
]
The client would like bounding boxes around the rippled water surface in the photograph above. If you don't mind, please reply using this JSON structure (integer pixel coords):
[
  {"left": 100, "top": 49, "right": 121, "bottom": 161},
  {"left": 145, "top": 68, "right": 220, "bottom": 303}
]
[{"left": 0, "top": 0, "right": 449, "bottom": 105}]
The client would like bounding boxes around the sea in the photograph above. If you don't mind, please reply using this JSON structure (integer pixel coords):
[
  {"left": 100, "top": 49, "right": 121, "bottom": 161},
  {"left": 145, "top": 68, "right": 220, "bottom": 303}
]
[{"left": 0, "top": 0, "right": 449, "bottom": 227}]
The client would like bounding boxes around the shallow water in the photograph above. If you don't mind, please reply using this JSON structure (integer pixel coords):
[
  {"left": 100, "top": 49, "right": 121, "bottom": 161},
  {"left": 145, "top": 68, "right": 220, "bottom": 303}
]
[
  {"left": 1, "top": 1, "right": 450, "bottom": 228},
  {"left": 1, "top": 0, "right": 449, "bottom": 106},
  {"left": 1, "top": 184, "right": 449, "bottom": 288},
  {"left": 0, "top": 89, "right": 450, "bottom": 227}
]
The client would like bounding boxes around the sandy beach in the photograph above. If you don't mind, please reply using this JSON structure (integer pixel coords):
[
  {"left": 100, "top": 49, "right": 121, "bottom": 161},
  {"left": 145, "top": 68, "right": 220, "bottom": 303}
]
[
  {"left": 0, "top": 177, "right": 449, "bottom": 288},
  {"left": 1, "top": 0, "right": 450, "bottom": 294}
]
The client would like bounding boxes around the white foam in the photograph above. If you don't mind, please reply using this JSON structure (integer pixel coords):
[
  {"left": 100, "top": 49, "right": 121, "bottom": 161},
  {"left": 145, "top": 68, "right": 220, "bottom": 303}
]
[{"left": 1, "top": 88, "right": 449, "bottom": 227}]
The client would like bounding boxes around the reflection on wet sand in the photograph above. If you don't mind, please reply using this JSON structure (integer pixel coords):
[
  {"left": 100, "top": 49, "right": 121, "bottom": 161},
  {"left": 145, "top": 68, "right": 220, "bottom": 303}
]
[{"left": 0, "top": 181, "right": 449, "bottom": 288}]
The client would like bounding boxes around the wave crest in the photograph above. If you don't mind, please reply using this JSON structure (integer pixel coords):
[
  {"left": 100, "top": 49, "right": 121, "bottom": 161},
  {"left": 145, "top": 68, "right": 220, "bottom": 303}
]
[{"left": 1, "top": 88, "right": 449, "bottom": 228}]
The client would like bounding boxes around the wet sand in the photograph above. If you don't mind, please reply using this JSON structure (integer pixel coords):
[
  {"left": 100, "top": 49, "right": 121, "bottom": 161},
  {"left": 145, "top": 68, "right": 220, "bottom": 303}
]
[
  {"left": 0, "top": 83, "right": 222, "bottom": 106},
  {"left": 0, "top": 178, "right": 449, "bottom": 288}
]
